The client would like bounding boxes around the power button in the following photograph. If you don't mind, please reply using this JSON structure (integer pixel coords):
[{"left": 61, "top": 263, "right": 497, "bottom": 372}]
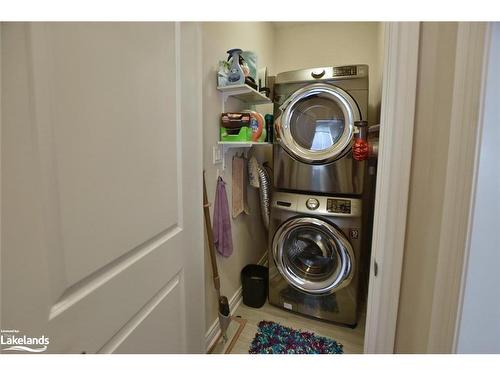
[{"left": 306, "top": 198, "right": 320, "bottom": 210}]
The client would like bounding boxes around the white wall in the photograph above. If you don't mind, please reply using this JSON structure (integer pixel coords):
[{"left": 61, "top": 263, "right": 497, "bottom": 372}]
[
  {"left": 456, "top": 22, "right": 500, "bottom": 354},
  {"left": 273, "top": 22, "right": 384, "bottom": 125},
  {"left": 202, "top": 22, "right": 275, "bottom": 334}
]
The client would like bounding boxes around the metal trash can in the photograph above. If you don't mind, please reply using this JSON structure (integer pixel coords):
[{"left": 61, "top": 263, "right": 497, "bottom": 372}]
[{"left": 241, "top": 264, "right": 268, "bottom": 308}]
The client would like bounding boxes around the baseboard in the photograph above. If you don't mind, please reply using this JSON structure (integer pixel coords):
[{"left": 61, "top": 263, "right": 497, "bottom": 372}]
[{"left": 205, "top": 251, "right": 268, "bottom": 352}]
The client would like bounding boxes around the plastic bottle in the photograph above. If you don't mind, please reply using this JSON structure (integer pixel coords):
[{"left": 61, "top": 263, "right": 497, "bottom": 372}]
[{"left": 226, "top": 49, "right": 245, "bottom": 85}]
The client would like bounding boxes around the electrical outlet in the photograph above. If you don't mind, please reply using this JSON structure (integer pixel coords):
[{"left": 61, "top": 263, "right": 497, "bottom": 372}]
[{"left": 213, "top": 145, "right": 222, "bottom": 164}]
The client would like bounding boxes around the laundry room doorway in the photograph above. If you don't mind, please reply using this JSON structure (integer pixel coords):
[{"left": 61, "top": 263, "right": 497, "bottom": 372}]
[{"left": 201, "top": 21, "right": 417, "bottom": 354}]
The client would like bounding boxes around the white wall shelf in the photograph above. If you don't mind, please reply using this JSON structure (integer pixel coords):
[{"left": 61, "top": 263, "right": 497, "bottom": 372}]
[
  {"left": 216, "top": 84, "right": 272, "bottom": 172},
  {"left": 216, "top": 141, "right": 272, "bottom": 171},
  {"left": 217, "top": 84, "right": 271, "bottom": 111},
  {"left": 218, "top": 141, "right": 271, "bottom": 150}
]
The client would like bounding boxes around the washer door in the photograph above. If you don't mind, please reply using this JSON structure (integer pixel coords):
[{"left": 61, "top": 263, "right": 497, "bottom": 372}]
[
  {"left": 272, "top": 217, "right": 355, "bottom": 294},
  {"left": 276, "top": 83, "right": 360, "bottom": 164}
]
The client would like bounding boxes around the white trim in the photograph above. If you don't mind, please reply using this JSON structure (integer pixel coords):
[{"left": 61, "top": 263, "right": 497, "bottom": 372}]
[
  {"left": 204, "top": 252, "right": 268, "bottom": 352},
  {"left": 363, "top": 22, "right": 420, "bottom": 354},
  {"left": 0, "top": 24, "right": 2, "bottom": 331},
  {"left": 426, "top": 22, "right": 489, "bottom": 353}
]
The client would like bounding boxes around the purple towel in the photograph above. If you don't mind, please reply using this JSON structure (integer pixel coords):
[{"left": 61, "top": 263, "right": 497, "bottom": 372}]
[{"left": 213, "top": 177, "right": 233, "bottom": 257}]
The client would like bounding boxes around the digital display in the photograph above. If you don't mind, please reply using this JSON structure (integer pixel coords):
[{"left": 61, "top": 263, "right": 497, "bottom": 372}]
[
  {"left": 327, "top": 199, "right": 351, "bottom": 214},
  {"left": 333, "top": 66, "right": 357, "bottom": 77}
]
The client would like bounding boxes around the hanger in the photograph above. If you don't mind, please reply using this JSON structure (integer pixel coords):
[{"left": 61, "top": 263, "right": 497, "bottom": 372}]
[{"left": 232, "top": 151, "right": 246, "bottom": 160}]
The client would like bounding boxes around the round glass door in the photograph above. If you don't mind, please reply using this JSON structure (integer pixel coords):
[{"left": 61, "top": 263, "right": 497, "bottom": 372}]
[
  {"left": 272, "top": 217, "right": 354, "bottom": 294},
  {"left": 277, "top": 83, "right": 360, "bottom": 164}
]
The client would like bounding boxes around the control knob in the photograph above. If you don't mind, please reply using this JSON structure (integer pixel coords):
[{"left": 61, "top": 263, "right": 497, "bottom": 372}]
[{"left": 306, "top": 198, "right": 320, "bottom": 210}]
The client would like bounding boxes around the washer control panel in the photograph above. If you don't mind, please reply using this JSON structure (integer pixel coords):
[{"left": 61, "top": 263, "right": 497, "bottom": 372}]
[
  {"left": 272, "top": 192, "right": 362, "bottom": 217},
  {"left": 326, "top": 199, "right": 351, "bottom": 214},
  {"left": 305, "top": 198, "right": 320, "bottom": 210}
]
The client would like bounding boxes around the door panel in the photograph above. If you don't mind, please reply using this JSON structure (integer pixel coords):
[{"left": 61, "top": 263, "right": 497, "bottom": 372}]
[
  {"left": 1, "top": 22, "right": 203, "bottom": 353},
  {"left": 47, "top": 23, "right": 180, "bottom": 286},
  {"left": 99, "top": 273, "right": 184, "bottom": 354}
]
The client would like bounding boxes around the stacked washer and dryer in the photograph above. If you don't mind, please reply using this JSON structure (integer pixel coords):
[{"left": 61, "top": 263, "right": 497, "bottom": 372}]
[{"left": 268, "top": 65, "right": 375, "bottom": 327}]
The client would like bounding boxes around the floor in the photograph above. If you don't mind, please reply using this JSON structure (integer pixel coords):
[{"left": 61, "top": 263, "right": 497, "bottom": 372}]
[{"left": 230, "top": 301, "right": 366, "bottom": 354}]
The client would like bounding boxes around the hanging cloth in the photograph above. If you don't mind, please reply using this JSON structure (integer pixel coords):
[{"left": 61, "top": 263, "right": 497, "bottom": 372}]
[
  {"left": 213, "top": 176, "right": 233, "bottom": 257},
  {"left": 232, "top": 155, "right": 245, "bottom": 218},
  {"left": 248, "top": 156, "right": 260, "bottom": 188},
  {"left": 242, "top": 156, "right": 250, "bottom": 215}
]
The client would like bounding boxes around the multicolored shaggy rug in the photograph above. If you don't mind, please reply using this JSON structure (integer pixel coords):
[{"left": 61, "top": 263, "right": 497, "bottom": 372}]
[{"left": 249, "top": 320, "right": 344, "bottom": 354}]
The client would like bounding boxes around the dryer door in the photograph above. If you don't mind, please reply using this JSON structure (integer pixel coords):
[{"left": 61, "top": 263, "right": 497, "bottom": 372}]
[
  {"left": 276, "top": 83, "right": 360, "bottom": 164},
  {"left": 272, "top": 217, "right": 355, "bottom": 294}
]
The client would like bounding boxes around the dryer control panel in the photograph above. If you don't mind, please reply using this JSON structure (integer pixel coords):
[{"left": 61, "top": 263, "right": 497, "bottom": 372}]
[{"left": 333, "top": 66, "right": 357, "bottom": 77}]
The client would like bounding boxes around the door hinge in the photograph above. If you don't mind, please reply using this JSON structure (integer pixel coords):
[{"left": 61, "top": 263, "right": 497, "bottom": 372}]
[{"left": 374, "top": 260, "right": 379, "bottom": 277}]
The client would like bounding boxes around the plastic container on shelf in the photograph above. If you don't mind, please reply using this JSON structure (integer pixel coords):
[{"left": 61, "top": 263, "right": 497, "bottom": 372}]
[{"left": 220, "top": 112, "right": 266, "bottom": 142}]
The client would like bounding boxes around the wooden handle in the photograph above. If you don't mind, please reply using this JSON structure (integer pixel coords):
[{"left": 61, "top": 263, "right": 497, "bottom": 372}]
[{"left": 202, "top": 171, "right": 221, "bottom": 297}]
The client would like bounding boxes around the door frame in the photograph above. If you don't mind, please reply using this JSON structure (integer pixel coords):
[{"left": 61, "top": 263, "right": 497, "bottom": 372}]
[
  {"left": 427, "top": 22, "right": 490, "bottom": 353},
  {"left": 364, "top": 22, "right": 491, "bottom": 353},
  {"left": 363, "top": 22, "right": 420, "bottom": 353}
]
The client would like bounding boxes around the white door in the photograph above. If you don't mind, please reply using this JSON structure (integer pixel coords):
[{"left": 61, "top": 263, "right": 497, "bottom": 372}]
[{"left": 1, "top": 22, "right": 204, "bottom": 353}]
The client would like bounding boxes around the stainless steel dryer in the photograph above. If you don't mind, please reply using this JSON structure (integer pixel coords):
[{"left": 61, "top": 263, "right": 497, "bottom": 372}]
[
  {"left": 268, "top": 191, "right": 363, "bottom": 326},
  {"left": 273, "top": 65, "right": 369, "bottom": 195}
]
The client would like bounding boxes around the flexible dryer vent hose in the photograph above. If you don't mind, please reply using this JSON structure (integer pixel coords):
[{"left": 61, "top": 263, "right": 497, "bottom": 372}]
[{"left": 257, "top": 163, "right": 272, "bottom": 230}]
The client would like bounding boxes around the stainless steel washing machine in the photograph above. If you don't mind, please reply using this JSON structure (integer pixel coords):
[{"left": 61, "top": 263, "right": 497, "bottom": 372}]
[
  {"left": 268, "top": 191, "right": 363, "bottom": 326},
  {"left": 273, "top": 65, "right": 369, "bottom": 195}
]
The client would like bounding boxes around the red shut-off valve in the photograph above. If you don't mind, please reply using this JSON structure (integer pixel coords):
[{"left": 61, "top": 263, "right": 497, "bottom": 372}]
[
  {"left": 353, "top": 120, "right": 369, "bottom": 161},
  {"left": 352, "top": 120, "right": 375, "bottom": 161}
]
